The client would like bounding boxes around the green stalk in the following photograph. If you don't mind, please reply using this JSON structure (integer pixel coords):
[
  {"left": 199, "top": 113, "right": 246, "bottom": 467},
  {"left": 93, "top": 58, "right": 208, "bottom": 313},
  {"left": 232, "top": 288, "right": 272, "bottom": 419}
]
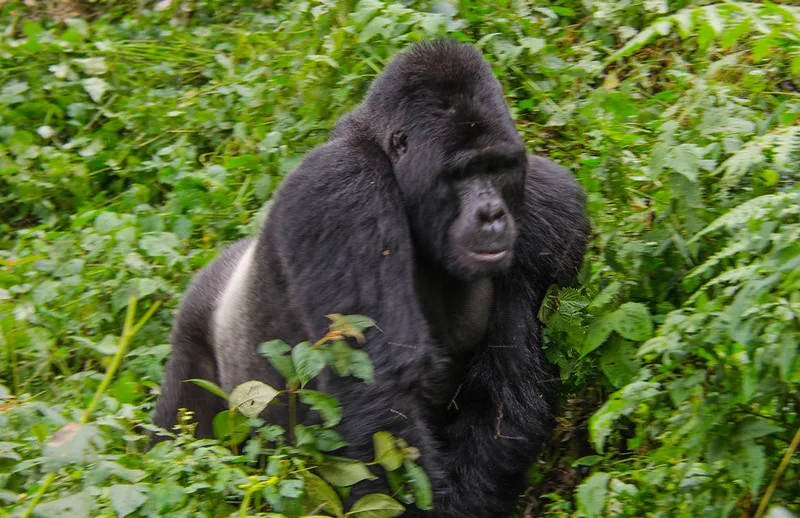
[
  {"left": 754, "top": 423, "right": 800, "bottom": 518},
  {"left": 21, "top": 295, "right": 161, "bottom": 517}
]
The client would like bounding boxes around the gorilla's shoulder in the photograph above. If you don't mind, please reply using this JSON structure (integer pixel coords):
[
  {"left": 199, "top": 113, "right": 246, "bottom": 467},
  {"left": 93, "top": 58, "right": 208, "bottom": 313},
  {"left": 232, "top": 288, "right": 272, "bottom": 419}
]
[{"left": 519, "top": 155, "right": 590, "bottom": 285}]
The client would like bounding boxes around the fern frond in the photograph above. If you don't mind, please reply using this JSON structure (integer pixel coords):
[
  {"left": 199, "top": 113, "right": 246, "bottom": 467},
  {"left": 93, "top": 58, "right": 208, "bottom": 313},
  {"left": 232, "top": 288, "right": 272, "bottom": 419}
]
[{"left": 689, "top": 191, "right": 798, "bottom": 244}]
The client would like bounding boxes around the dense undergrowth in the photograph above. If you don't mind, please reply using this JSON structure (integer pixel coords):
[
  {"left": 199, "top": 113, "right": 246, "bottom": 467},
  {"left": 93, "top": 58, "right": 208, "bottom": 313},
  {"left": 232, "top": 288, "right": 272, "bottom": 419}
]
[{"left": 0, "top": 0, "right": 798, "bottom": 516}]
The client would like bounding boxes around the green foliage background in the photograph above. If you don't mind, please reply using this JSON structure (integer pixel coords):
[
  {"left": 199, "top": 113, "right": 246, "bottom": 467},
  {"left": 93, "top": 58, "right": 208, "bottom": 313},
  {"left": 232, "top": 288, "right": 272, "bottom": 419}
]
[{"left": 0, "top": 0, "right": 798, "bottom": 516}]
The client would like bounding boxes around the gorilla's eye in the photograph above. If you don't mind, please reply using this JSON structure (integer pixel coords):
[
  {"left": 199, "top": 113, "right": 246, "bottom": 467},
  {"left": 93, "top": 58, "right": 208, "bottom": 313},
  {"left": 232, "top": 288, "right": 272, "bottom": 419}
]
[
  {"left": 391, "top": 130, "right": 408, "bottom": 155},
  {"left": 438, "top": 99, "right": 456, "bottom": 114}
]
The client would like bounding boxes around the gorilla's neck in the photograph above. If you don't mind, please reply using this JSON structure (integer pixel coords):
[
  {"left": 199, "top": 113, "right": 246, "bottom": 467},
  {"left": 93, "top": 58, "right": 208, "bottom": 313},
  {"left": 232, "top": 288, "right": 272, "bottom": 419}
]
[{"left": 414, "top": 262, "right": 494, "bottom": 357}]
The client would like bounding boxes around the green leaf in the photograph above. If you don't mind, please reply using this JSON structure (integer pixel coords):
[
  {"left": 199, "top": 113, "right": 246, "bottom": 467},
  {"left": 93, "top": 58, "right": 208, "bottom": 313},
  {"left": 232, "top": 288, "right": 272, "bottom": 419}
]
[
  {"left": 302, "top": 472, "right": 344, "bottom": 517},
  {"left": 403, "top": 460, "right": 433, "bottom": 511},
  {"left": 260, "top": 340, "right": 297, "bottom": 382},
  {"left": 730, "top": 444, "right": 767, "bottom": 495},
  {"left": 186, "top": 379, "right": 228, "bottom": 400},
  {"left": 230, "top": 380, "right": 279, "bottom": 418},
  {"left": 349, "top": 349, "right": 375, "bottom": 383},
  {"left": 35, "top": 491, "right": 92, "bottom": 518},
  {"left": 330, "top": 340, "right": 353, "bottom": 376},
  {"left": 373, "top": 432, "right": 403, "bottom": 471},
  {"left": 109, "top": 484, "right": 148, "bottom": 517},
  {"left": 317, "top": 460, "right": 377, "bottom": 487},
  {"left": 348, "top": 493, "right": 405, "bottom": 518},
  {"left": 211, "top": 410, "right": 250, "bottom": 446},
  {"left": 611, "top": 303, "right": 653, "bottom": 341},
  {"left": 299, "top": 390, "right": 342, "bottom": 427},
  {"left": 259, "top": 339, "right": 291, "bottom": 358},
  {"left": 599, "top": 339, "right": 640, "bottom": 388},
  {"left": 576, "top": 472, "right": 610, "bottom": 518},
  {"left": 588, "top": 281, "right": 621, "bottom": 314},
  {"left": 326, "top": 314, "right": 376, "bottom": 343},
  {"left": 292, "top": 341, "right": 326, "bottom": 386},
  {"left": 733, "top": 419, "right": 785, "bottom": 443},
  {"left": 589, "top": 382, "right": 661, "bottom": 452},
  {"left": 582, "top": 315, "right": 615, "bottom": 357}
]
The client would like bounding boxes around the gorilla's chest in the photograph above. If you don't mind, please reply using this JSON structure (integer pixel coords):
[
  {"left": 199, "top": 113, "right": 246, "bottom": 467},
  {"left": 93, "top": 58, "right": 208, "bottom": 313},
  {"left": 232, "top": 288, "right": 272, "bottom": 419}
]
[{"left": 414, "top": 269, "right": 495, "bottom": 356}]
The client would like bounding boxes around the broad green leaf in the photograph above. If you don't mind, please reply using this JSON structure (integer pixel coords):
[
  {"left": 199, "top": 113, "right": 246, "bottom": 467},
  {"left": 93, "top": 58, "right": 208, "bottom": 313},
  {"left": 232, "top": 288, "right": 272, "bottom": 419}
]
[
  {"left": 211, "top": 410, "right": 250, "bottom": 446},
  {"left": 259, "top": 339, "right": 292, "bottom": 358},
  {"left": 576, "top": 472, "right": 610, "bottom": 518},
  {"left": 230, "top": 380, "right": 279, "bottom": 418},
  {"left": 611, "top": 303, "right": 653, "bottom": 341},
  {"left": 348, "top": 493, "right": 405, "bottom": 518},
  {"left": 599, "top": 340, "right": 640, "bottom": 388},
  {"left": 317, "top": 460, "right": 376, "bottom": 487},
  {"left": 373, "top": 432, "right": 403, "bottom": 471},
  {"left": 35, "top": 491, "right": 92, "bottom": 518},
  {"left": 302, "top": 472, "right": 343, "bottom": 517},
  {"left": 582, "top": 315, "right": 614, "bottom": 357},
  {"left": 109, "top": 484, "right": 148, "bottom": 517},
  {"left": 292, "top": 341, "right": 326, "bottom": 386}
]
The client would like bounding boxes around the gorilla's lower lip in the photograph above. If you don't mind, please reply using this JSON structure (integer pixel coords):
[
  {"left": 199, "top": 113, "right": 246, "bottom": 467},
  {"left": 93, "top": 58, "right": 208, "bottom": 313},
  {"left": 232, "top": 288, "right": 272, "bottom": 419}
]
[{"left": 468, "top": 250, "right": 509, "bottom": 262}]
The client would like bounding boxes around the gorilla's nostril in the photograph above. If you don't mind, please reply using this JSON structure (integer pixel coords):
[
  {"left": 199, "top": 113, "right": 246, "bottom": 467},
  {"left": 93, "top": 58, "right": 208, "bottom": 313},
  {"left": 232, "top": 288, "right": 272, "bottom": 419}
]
[{"left": 478, "top": 200, "right": 507, "bottom": 225}]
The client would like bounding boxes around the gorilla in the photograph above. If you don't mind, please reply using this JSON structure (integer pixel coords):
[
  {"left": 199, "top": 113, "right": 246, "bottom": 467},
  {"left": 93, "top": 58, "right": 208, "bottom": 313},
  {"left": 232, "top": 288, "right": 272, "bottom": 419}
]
[{"left": 154, "top": 40, "right": 589, "bottom": 517}]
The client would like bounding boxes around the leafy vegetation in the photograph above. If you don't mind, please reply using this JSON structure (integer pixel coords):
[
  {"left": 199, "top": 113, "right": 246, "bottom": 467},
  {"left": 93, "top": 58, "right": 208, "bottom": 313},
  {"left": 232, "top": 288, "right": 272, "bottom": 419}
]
[{"left": 1, "top": 0, "right": 798, "bottom": 516}]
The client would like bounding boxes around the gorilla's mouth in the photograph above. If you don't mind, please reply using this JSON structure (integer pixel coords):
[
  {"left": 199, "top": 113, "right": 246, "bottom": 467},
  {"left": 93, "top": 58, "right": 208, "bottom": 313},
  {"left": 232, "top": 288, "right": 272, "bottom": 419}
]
[{"left": 468, "top": 249, "right": 510, "bottom": 263}]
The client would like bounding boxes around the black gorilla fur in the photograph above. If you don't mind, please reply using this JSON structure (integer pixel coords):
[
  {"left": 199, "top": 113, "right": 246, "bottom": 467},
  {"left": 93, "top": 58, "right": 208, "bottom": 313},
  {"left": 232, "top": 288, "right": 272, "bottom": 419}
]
[{"left": 154, "top": 41, "right": 589, "bottom": 517}]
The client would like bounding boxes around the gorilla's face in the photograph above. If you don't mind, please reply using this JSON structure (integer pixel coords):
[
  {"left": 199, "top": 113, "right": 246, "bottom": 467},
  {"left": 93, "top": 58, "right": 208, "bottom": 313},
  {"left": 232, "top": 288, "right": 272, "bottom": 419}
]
[
  {"left": 366, "top": 42, "right": 528, "bottom": 280},
  {"left": 445, "top": 150, "right": 526, "bottom": 278},
  {"left": 389, "top": 102, "right": 527, "bottom": 280}
]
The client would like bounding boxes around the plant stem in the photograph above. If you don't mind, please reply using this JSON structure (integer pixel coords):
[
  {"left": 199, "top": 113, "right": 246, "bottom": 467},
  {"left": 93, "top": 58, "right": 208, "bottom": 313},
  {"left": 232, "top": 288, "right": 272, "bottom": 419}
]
[
  {"left": 288, "top": 386, "right": 297, "bottom": 444},
  {"left": 21, "top": 473, "right": 56, "bottom": 518},
  {"left": 81, "top": 296, "right": 161, "bottom": 424},
  {"left": 21, "top": 295, "right": 161, "bottom": 518},
  {"left": 754, "top": 423, "right": 800, "bottom": 518}
]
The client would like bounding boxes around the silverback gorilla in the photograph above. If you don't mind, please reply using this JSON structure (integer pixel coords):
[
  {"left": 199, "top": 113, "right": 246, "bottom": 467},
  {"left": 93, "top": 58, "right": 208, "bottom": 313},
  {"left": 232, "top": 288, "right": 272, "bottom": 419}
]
[{"left": 154, "top": 41, "right": 589, "bottom": 517}]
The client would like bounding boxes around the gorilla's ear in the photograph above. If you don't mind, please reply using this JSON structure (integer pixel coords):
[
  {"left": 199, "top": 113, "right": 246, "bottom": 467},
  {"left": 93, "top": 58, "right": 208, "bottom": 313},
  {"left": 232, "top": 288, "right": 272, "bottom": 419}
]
[{"left": 390, "top": 130, "right": 408, "bottom": 157}]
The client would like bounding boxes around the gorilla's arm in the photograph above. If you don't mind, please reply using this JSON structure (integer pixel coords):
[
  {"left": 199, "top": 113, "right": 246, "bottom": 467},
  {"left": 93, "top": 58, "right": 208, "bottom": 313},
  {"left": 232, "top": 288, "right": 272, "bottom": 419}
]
[
  {"left": 259, "top": 137, "right": 444, "bottom": 489},
  {"left": 440, "top": 156, "right": 589, "bottom": 517}
]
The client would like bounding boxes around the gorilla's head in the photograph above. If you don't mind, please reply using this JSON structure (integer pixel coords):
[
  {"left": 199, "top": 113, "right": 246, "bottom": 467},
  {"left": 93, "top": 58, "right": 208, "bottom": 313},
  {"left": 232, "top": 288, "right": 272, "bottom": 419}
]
[{"left": 363, "top": 41, "right": 527, "bottom": 280}]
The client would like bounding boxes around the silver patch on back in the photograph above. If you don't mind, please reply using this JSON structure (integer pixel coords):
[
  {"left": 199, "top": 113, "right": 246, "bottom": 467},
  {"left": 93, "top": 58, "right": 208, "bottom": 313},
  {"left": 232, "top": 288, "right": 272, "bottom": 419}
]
[{"left": 212, "top": 242, "right": 256, "bottom": 389}]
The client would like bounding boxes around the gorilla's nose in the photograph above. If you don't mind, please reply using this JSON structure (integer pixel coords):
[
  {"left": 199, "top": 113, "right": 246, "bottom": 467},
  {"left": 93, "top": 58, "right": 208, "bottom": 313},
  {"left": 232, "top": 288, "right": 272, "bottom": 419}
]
[{"left": 477, "top": 200, "right": 507, "bottom": 233}]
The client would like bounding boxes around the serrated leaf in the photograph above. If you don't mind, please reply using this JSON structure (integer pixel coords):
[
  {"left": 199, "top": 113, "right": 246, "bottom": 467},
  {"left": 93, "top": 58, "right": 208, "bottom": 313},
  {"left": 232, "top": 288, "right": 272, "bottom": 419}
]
[
  {"left": 349, "top": 493, "right": 405, "bottom": 518},
  {"left": 299, "top": 389, "right": 342, "bottom": 427},
  {"left": 302, "top": 472, "right": 343, "bottom": 517},
  {"left": 373, "top": 432, "right": 403, "bottom": 471},
  {"left": 292, "top": 341, "right": 326, "bottom": 386},
  {"left": 317, "top": 460, "right": 376, "bottom": 487},
  {"left": 349, "top": 349, "right": 375, "bottom": 383},
  {"left": 611, "top": 303, "right": 653, "bottom": 341},
  {"left": 109, "top": 484, "right": 147, "bottom": 517},
  {"left": 230, "top": 380, "right": 279, "bottom": 418},
  {"left": 576, "top": 472, "right": 609, "bottom": 518},
  {"left": 588, "top": 281, "right": 621, "bottom": 314}
]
